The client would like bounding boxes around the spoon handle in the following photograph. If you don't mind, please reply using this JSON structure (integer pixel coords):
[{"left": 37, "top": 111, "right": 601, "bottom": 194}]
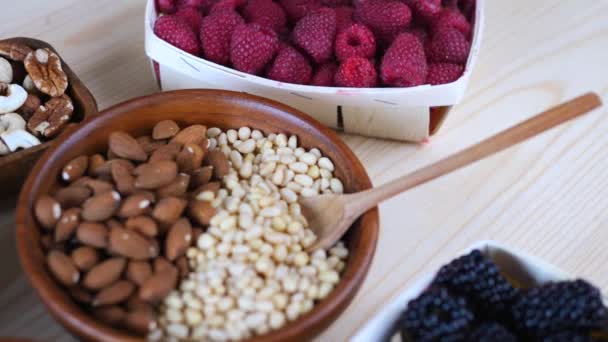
[{"left": 349, "top": 92, "right": 602, "bottom": 213}]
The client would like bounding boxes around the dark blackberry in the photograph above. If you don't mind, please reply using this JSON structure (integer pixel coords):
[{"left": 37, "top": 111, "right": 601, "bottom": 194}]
[
  {"left": 537, "top": 330, "right": 594, "bottom": 342},
  {"left": 511, "top": 279, "right": 608, "bottom": 337},
  {"left": 399, "top": 286, "right": 474, "bottom": 342},
  {"left": 432, "top": 249, "right": 519, "bottom": 316},
  {"left": 468, "top": 322, "right": 517, "bottom": 342}
]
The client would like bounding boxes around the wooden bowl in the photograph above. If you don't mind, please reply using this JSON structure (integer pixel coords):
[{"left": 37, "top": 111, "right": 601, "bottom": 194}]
[
  {"left": 16, "top": 90, "right": 379, "bottom": 341},
  {"left": 0, "top": 37, "right": 98, "bottom": 192}
]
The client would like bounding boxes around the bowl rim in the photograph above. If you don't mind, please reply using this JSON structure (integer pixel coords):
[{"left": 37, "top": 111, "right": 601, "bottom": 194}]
[{"left": 15, "top": 89, "right": 379, "bottom": 341}]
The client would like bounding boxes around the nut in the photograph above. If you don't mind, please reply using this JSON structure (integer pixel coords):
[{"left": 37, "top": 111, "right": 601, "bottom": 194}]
[
  {"left": 188, "top": 200, "right": 216, "bottom": 226},
  {"left": 134, "top": 160, "right": 178, "bottom": 189},
  {"left": 118, "top": 193, "right": 153, "bottom": 218},
  {"left": 149, "top": 142, "right": 181, "bottom": 162},
  {"left": 23, "top": 48, "right": 68, "bottom": 97},
  {"left": 125, "top": 215, "right": 159, "bottom": 238},
  {"left": 139, "top": 267, "right": 178, "bottom": 303},
  {"left": 55, "top": 207, "right": 81, "bottom": 242},
  {"left": 76, "top": 222, "right": 108, "bottom": 248},
  {"left": 176, "top": 143, "right": 204, "bottom": 173},
  {"left": 47, "top": 250, "right": 80, "bottom": 286},
  {"left": 22, "top": 75, "right": 38, "bottom": 94},
  {"left": 126, "top": 261, "right": 153, "bottom": 286},
  {"left": 108, "top": 226, "right": 159, "bottom": 260},
  {"left": 17, "top": 94, "right": 41, "bottom": 120},
  {"left": 82, "top": 257, "right": 126, "bottom": 290},
  {"left": 27, "top": 94, "right": 74, "bottom": 138},
  {"left": 152, "top": 196, "right": 187, "bottom": 227},
  {"left": 204, "top": 150, "right": 230, "bottom": 180},
  {"left": 81, "top": 190, "right": 121, "bottom": 222},
  {"left": 153, "top": 120, "right": 180, "bottom": 140},
  {"left": 0, "top": 57, "right": 12, "bottom": 83},
  {"left": 93, "top": 280, "right": 136, "bottom": 307},
  {"left": 189, "top": 166, "right": 213, "bottom": 189},
  {"left": 165, "top": 218, "right": 192, "bottom": 261},
  {"left": 71, "top": 246, "right": 99, "bottom": 271},
  {"left": 93, "top": 306, "right": 127, "bottom": 325},
  {"left": 157, "top": 173, "right": 190, "bottom": 199},
  {"left": 0, "top": 42, "right": 33, "bottom": 61},
  {"left": 54, "top": 185, "right": 92, "bottom": 207},
  {"left": 108, "top": 132, "right": 147, "bottom": 162},
  {"left": 34, "top": 195, "right": 62, "bottom": 230},
  {"left": 61, "top": 155, "right": 88, "bottom": 183},
  {"left": 69, "top": 286, "right": 93, "bottom": 304},
  {"left": 124, "top": 307, "right": 157, "bottom": 334},
  {"left": 138, "top": 135, "right": 166, "bottom": 153},
  {"left": 169, "top": 124, "right": 206, "bottom": 146},
  {"left": 0, "top": 83, "right": 27, "bottom": 114}
]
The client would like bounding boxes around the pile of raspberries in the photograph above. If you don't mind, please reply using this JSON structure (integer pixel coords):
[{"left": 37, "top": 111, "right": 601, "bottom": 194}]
[{"left": 154, "top": 0, "right": 475, "bottom": 88}]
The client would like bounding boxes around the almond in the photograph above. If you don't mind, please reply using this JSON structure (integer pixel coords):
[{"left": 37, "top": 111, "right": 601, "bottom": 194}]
[
  {"left": 96, "top": 159, "right": 134, "bottom": 179},
  {"left": 152, "top": 196, "right": 187, "bottom": 227},
  {"left": 134, "top": 190, "right": 156, "bottom": 203},
  {"left": 126, "top": 260, "right": 152, "bottom": 286},
  {"left": 35, "top": 195, "right": 62, "bottom": 230},
  {"left": 139, "top": 267, "right": 178, "bottom": 303},
  {"left": 69, "top": 286, "right": 93, "bottom": 304},
  {"left": 55, "top": 185, "right": 92, "bottom": 208},
  {"left": 93, "top": 305, "right": 126, "bottom": 325},
  {"left": 188, "top": 200, "right": 217, "bottom": 226},
  {"left": 118, "top": 194, "right": 152, "bottom": 218},
  {"left": 71, "top": 246, "right": 99, "bottom": 271},
  {"left": 74, "top": 177, "right": 114, "bottom": 195},
  {"left": 176, "top": 256, "right": 190, "bottom": 279},
  {"left": 106, "top": 219, "right": 125, "bottom": 230},
  {"left": 153, "top": 257, "right": 175, "bottom": 273},
  {"left": 192, "top": 227, "right": 204, "bottom": 242},
  {"left": 111, "top": 163, "right": 135, "bottom": 196},
  {"left": 138, "top": 135, "right": 167, "bottom": 153},
  {"left": 61, "top": 155, "right": 88, "bottom": 183},
  {"left": 93, "top": 280, "right": 135, "bottom": 306},
  {"left": 153, "top": 120, "right": 180, "bottom": 140},
  {"left": 108, "top": 131, "right": 147, "bottom": 162},
  {"left": 125, "top": 215, "right": 158, "bottom": 237},
  {"left": 76, "top": 222, "right": 108, "bottom": 248},
  {"left": 109, "top": 226, "right": 158, "bottom": 260},
  {"left": 165, "top": 218, "right": 192, "bottom": 261},
  {"left": 40, "top": 234, "right": 54, "bottom": 251},
  {"left": 190, "top": 166, "right": 213, "bottom": 189},
  {"left": 157, "top": 173, "right": 190, "bottom": 199},
  {"left": 192, "top": 181, "right": 221, "bottom": 200},
  {"left": 125, "top": 295, "right": 152, "bottom": 311},
  {"left": 47, "top": 250, "right": 80, "bottom": 286},
  {"left": 55, "top": 208, "right": 81, "bottom": 242},
  {"left": 134, "top": 160, "right": 178, "bottom": 189},
  {"left": 124, "top": 307, "right": 157, "bottom": 334},
  {"left": 176, "top": 143, "right": 204, "bottom": 173},
  {"left": 83, "top": 257, "right": 126, "bottom": 290},
  {"left": 88, "top": 154, "right": 106, "bottom": 176},
  {"left": 204, "top": 150, "right": 230, "bottom": 180},
  {"left": 170, "top": 124, "right": 206, "bottom": 146},
  {"left": 149, "top": 142, "right": 181, "bottom": 163},
  {"left": 82, "top": 190, "right": 121, "bottom": 221}
]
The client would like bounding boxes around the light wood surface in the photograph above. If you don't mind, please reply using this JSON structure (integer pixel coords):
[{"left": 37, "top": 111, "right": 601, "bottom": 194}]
[{"left": 1, "top": 1, "right": 607, "bottom": 340}]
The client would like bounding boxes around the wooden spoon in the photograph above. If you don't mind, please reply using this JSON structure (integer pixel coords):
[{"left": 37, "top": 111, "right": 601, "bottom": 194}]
[{"left": 301, "top": 93, "right": 602, "bottom": 252}]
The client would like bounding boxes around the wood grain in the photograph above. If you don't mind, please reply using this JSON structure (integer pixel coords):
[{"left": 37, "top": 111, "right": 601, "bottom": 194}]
[{"left": 1, "top": 0, "right": 608, "bottom": 341}]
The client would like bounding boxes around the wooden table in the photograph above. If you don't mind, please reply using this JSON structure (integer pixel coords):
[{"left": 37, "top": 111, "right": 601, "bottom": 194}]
[{"left": 1, "top": 1, "right": 607, "bottom": 340}]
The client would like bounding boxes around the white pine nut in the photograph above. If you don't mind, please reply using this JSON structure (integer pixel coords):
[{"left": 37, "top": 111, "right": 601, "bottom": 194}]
[
  {"left": 238, "top": 127, "right": 251, "bottom": 140},
  {"left": 227, "top": 129, "right": 238, "bottom": 143},
  {"left": 299, "top": 152, "right": 317, "bottom": 165},
  {"left": 207, "top": 127, "right": 221, "bottom": 138}
]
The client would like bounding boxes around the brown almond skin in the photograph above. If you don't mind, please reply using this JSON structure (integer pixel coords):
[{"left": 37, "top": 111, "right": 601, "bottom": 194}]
[
  {"left": 81, "top": 190, "right": 121, "bottom": 222},
  {"left": 152, "top": 196, "right": 187, "bottom": 226},
  {"left": 88, "top": 154, "right": 106, "bottom": 176},
  {"left": 118, "top": 194, "right": 153, "bottom": 218},
  {"left": 55, "top": 185, "right": 92, "bottom": 208},
  {"left": 47, "top": 250, "right": 80, "bottom": 286},
  {"left": 69, "top": 286, "right": 93, "bottom": 304},
  {"left": 35, "top": 195, "right": 62, "bottom": 230},
  {"left": 93, "top": 280, "right": 135, "bottom": 306},
  {"left": 176, "top": 256, "right": 190, "bottom": 279},
  {"left": 125, "top": 216, "right": 158, "bottom": 237},
  {"left": 134, "top": 160, "right": 178, "bottom": 189},
  {"left": 96, "top": 159, "right": 135, "bottom": 178},
  {"left": 40, "top": 234, "right": 54, "bottom": 252},
  {"left": 61, "top": 155, "right": 88, "bottom": 183},
  {"left": 165, "top": 218, "right": 192, "bottom": 261},
  {"left": 157, "top": 173, "right": 190, "bottom": 199},
  {"left": 71, "top": 246, "right": 99, "bottom": 271},
  {"left": 125, "top": 294, "right": 152, "bottom": 311},
  {"left": 170, "top": 124, "right": 206, "bottom": 146},
  {"left": 111, "top": 161, "right": 136, "bottom": 195},
  {"left": 192, "top": 181, "right": 221, "bottom": 199},
  {"left": 83, "top": 257, "right": 126, "bottom": 290},
  {"left": 153, "top": 120, "right": 180, "bottom": 140},
  {"left": 153, "top": 257, "right": 175, "bottom": 274},
  {"left": 149, "top": 142, "right": 181, "bottom": 163},
  {"left": 139, "top": 267, "right": 178, "bottom": 303},
  {"left": 109, "top": 227, "right": 158, "bottom": 260},
  {"left": 106, "top": 219, "right": 124, "bottom": 230},
  {"left": 74, "top": 177, "right": 114, "bottom": 195},
  {"left": 189, "top": 166, "right": 213, "bottom": 190},
  {"left": 125, "top": 307, "right": 157, "bottom": 334},
  {"left": 176, "top": 143, "right": 204, "bottom": 173},
  {"left": 108, "top": 131, "right": 147, "bottom": 162},
  {"left": 55, "top": 208, "right": 81, "bottom": 242},
  {"left": 126, "top": 260, "right": 153, "bottom": 286},
  {"left": 204, "top": 150, "right": 230, "bottom": 180},
  {"left": 137, "top": 135, "right": 167, "bottom": 153},
  {"left": 76, "top": 222, "right": 108, "bottom": 248},
  {"left": 94, "top": 306, "right": 126, "bottom": 325},
  {"left": 192, "top": 227, "right": 203, "bottom": 242},
  {"left": 188, "top": 200, "right": 217, "bottom": 226}
]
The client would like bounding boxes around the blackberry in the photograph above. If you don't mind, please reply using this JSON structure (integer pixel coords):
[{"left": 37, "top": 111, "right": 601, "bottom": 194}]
[
  {"left": 511, "top": 279, "right": 608, "bottom": 336},
  {"left": 432, "top": 249, "right": 519, "bottom": 316},
  {"left": 468, "top": 322, "right": 517, "bottom": 342},
  {"left": 538, "top": 331, "right": 594, "bottom": 342},
  {"left": 399, "top": 286, "right": 474, "bottom": 342}
]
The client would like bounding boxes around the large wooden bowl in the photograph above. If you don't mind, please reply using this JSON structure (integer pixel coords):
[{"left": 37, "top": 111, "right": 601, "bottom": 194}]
[
  {"left": 0, "top": 37, "right": 98, "bottom": 192},
  {"left": 16, "top": 90, "right": 379, "bottom": 341}
]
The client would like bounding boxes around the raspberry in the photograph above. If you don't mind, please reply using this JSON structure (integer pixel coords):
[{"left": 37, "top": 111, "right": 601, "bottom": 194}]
[
  {"left": 209, "top": 0, "right": 246, "bottom": 13},
  {"left": 176, "top": 0, "right": 215, "bottom": 12},
  {"left": 432, "top": 8, "right": 472, "bottom": 37},
  {"left": 468, "top": 322, "right": 517, "bottom": 342},
  {"left": 154, "top": 15, "right": 201, "bottom": 56},
  {"left": 426, "top": 27, "right": 470, "bottom": 63},
  {"left": 311, "top": 63, "right": 337, "bottom": 86},
  {"left": 157, "top": 0, "right": 177, "bottom": 14},
  {"left": 408, "top": 27, "right": 429, "bottom": 45},
  {"left": 292, "top": 8, "right": 337, "bottom": 63},
  {"left": 334, "top": 57, "right": 377, "bottom": 87},
  {"left": 354, "top": 0, "right": 412, "bottom": 43},
  {"left": 279, "top": 0, "right": 322, "bottom": 21},
  {"left": 441, "top": 0, "right": 458, "bottom": 8},
  {"left": 426, "top": 62, "right": 464, "bottom": 85},
  {"left": 200, "top": 10, "right": 244, "bottom": 65},
  {"left": 244, "top": 0, "right": 287, "bottom": 33},
  {"left": 320, "top": 0, "right": 349, "bottom": 7},
  {"left": 380, "top": 32, "right": 427, "bottom": 87},
  {"left": 459, "top": 0, "right": 476, "bottom": 20},
  {"left": 404, "top": 0, "right": 442, "bottom": 22},
  {"left": 335, "top": 6, "right": 355, "bottom": 32},
  {"left": 335, "top": 24, "right": 376, "bottom": 62},
  {"left": 230, "top": 24, "right": 279, "bottom": 74},
  {"left": 267, "top": 45, "right": 312, "bottom": 84},
  {"left": 174, "top": 6, "right": 203, "bottom": 32}
]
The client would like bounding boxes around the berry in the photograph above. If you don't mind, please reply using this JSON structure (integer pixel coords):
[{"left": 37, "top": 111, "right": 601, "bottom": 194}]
[
  {"left": 380, "top": 32, "right": 427, "bottom": 87},
  {"left": 292, "top": 8, "right": 337, "bottom": 63},
  {"left": 230, "top": 24, "right": 279, "bottom": 74},
  {"left": 157, "top": 0, "right": 177, "bottom": 14},
  {"left": 408, "top": 27, "right": 429, "bottom": 45},
  {"left": 176, "top": 0, "right": 215, "bottom": 12},
  {"left": 539, "top": 331, "right": 594, "bottom": 342},
  {"left": 334, "top": 57, "right": 377, "bottom": 87},
  {"left": 468, "top": 322, "right": 517, "bottom": 342},
  {"left": 511, "top": 279, "right": 608, "bottom": 337},
  {"left": 354, "top": 0, "right": 412, "bottom": 43},
  {"left": 432, "top": 8, "right": 472, "bottom": 37},
  {"left": 174, "top": 6, "right": 203, "bottom": 32},
  {"left": 244, "top": 0, "right": 287, "bottom": 33},
  {"left": 154, "top": 15, "right": 201, "bottom": 56},
  {"left": 335, "top": 6, "right": 355, "bottom": 32},
  {"left": 426, "top": 62, "right": 464, "bottom": 85},
  {"left": 399, "top": 287, "right": 474, "bottom": 342},
  {"left": 311, "top": 63, "right": 337, "bottom": 86},
  {"left": 279, "top": 0, "right": 322, "bottom": 21},
  {"left": 427, "top": 27, "right": 471, "bottom": 63},
  {"left": 335, "top": 24, "right": 376, "bottom": 62},
  {"left": 209, "top": 0, "right": 246, "bottom": 13},
  {"left": 459, "top": 0, "right": 476, "bottom": 20},
  {"left": 404, "top": 0, "right": 442, "bottom": 22},
  {"left": 432, "top": 249, "right": 519, "bottom": 317},
  {"left": 442, "top": 0, "right": 458, "bottom": 8},
  {"left": 320, "top": 0, "right": 349, "bottom": 7},
  {"left": 200, "top": 10, "right": 244, "bottom": 65},
  {"left": 267, "top": 45, "right": 312, "bottom": 84}
]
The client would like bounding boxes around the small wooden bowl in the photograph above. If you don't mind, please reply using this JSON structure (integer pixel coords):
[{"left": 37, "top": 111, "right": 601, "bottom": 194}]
[
  {"left": 16, "top": 90, "right": 379, "bottom": 341},
  {"left": 0, "top": 37, "right": 98, "bottom": 192}
]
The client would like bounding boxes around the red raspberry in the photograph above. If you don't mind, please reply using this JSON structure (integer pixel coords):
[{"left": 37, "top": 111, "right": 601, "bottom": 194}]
[
  {"left": 176, "top": 0, "right": 215, "bottom": 12},
  {"left": 174, "top": 6, "right": 204, "bottom": 32},
  {"left": 335, "top": 24, "right": 376, "bottom": 62},
  {"left": 355, "top": 0, "right": 412, "bottom": 43},
  {"left": 292, "top": 8, "right": 337, "bottom": 64},
  {"left": 459, "top": 0, "right": 475, "bottom": 20},
  {"left": 442, "top": 0, "right": 458, "bottom": 8},
  {"left": 335, "top": 57, "right": 377, "bottom": 87},
  {"left": 244, "top": 0, "right": 287, "bottom": 34},
  {"left": 380, "top": 32, "right": 427, "bottom": 87},
  {"left": 154, "top": 15, "right": 201, "bottom": 56},
  {"left": 267, "top": 45, "right": 312, "bottom": 84},
  {"left": 230, "top": 24, "right": 279, "bottom": 74},
  {"left": 311, "top": 63, "right": 337, "bottom": 86},
  {"left": 200, "top": 10, "right": 244, "bottom": 65},
  {"left": 157, "top": 0, "right": 177, "bottom": 14},
  {"left": 403, "top": 0, "right": 441, "bottom": 22},
  {"left": 426, "top": 27, "right": 470, "bottom": 63},
  {"left": 335, "top": 6, "right": 355, "bottom": 32},
  {"left": 320, "top": 0, "right": 350, "bottom": 7},
  {"left": 432, "top": 8, "right": 471, "bottom": 38},
  {"left": 279, "top": 0, "right": 323, "bottom": 21},
  {"left": 408, "top": 27, "right": 429, "bottom": 45},
  {"left": 210, "top": 0, "right": 246, "bottom": 13},
  {"left": 426, "top": 62, "right": 464, "bottom": 85}
]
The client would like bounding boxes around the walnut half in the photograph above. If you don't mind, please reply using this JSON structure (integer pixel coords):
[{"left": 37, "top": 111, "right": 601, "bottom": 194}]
[
  {"left": 0, "top": 42, "right": 33, "bottom": 62},
  {"left": 27, "top": 94, "right": 74, "bottom": 138},
  {"left": 24, "top": 48, "right": 68, "bottom": 97}
]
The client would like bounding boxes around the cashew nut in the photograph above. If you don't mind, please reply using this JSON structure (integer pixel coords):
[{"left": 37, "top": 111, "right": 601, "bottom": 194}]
[
  {"left": 0, "top": 113, "right": 26, "bottom": 134},
  {"left": 0, "top": 128, "right": 40, "bottom": 155},
  {"left": 0, "top": 57, "right": 12, "bottom": 83},
  {"left": 0, "top": 84, "right": 27, "bottom": 114}
]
